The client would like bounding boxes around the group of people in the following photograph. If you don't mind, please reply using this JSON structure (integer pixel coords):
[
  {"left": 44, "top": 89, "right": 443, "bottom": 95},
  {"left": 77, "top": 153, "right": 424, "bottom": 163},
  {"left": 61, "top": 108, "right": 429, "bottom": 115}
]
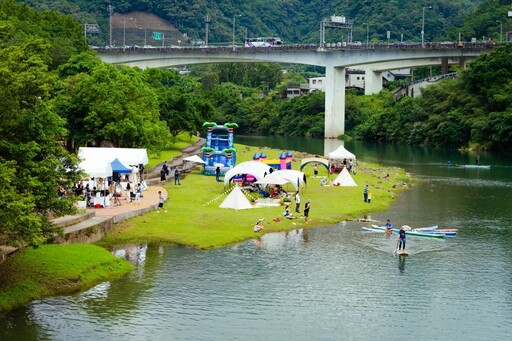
[
  {"left": 254, "top": 191, "right": 312, "bottom": 233},
  {"left": 160, "top": 161, "right": 181, "bottom": 185},
  {"left": 329, "top": 158, "right": 356, "bottom": 174}
]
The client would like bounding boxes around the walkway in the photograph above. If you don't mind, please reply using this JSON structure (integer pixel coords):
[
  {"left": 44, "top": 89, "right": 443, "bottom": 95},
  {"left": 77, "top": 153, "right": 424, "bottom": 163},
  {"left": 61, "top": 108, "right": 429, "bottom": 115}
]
[{"left": 1, "top": 140, "right": 205, "bottom": 261}]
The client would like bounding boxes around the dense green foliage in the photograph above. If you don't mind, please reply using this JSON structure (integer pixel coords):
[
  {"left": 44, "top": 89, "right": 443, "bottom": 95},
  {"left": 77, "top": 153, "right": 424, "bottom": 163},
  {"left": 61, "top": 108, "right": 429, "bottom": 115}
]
[
  {"left": 0, "top": 0, "right": 86, "bottom": 247},
  {"left": 21, "top": 0, "right": 487, "bottom": 45},
  {"left": 349, "top": 45, "right": 512, "bottom": 150}
]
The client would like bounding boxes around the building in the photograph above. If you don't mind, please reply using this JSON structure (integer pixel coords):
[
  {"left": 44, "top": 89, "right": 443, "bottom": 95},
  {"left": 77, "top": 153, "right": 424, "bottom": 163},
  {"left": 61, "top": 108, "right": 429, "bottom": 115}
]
[{"left": 286, "top": 69, "right": 411, "bottom": 98}]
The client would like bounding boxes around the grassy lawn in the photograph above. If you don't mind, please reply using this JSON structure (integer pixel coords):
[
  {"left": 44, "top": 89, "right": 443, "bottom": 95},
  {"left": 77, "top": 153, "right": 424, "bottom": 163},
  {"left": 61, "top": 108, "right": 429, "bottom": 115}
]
[
  {"left": 0, "top": 244, "right": 133, "bottom": 313},
  {"left": 98, "top": 143, "right": 414, "bottom": 250},
  {"left": 146, "top": 134, "right": 199, "bottom": 169}
]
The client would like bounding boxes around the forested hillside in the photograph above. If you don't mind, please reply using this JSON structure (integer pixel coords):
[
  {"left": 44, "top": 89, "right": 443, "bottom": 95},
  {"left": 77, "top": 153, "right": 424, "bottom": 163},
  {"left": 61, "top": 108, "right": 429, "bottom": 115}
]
[{"left": 21, "top": 0, "right": 486, "bottom": 46}]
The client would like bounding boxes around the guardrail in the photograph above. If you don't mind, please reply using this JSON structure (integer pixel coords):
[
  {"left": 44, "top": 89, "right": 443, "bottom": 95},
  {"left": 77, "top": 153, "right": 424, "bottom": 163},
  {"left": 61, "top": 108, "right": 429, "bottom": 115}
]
[{"left": 94, "top": 42, "right": 502, "bottom": 53}]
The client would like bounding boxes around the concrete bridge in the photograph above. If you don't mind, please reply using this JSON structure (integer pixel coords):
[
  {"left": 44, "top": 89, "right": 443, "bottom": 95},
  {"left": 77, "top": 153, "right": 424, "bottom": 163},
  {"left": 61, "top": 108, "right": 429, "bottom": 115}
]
[{"left": 97, "top": 43, "right": 491, "bottom": 138}]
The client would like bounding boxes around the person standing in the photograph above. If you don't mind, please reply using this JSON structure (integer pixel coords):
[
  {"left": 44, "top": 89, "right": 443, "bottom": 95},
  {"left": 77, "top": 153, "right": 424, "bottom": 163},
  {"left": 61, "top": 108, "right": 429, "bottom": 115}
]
[
  {"left": 398, "top": 227, "right": 406, "bottom": 251},
  {"left": 162, "top": 161, "right": 169, "bottom": 176},
  {"left": 157, "top": 191, "right": 167, "bottom": 213},
  {"left": 476, "top": 154, "right": 480, "bottom": 165},
  {"left": 313, "top": 164, "right": 318, "bottom": 177},
  {"left": 174, "top": 167, "right": 181, "bottom": 185},
  {"left": 160, "top": 167, "right": 167, "bottom": 183},
  {"left": 295, "top": 191, "right": 301, "bottom": 213},
  {"left": 363, "top": 184, "right": 369, "bottom": 202},
  {"left": 304, "top": 199, "right": 311, "bottom": 223},
  {"left": 215, "top": 166, "right": 221, "bottom": 182},
  {"left": 385, "top": 219, "right": 393, "bottom": 231},
  {"left": 135, "top": 183, "right": 142, "bottom": 204}
]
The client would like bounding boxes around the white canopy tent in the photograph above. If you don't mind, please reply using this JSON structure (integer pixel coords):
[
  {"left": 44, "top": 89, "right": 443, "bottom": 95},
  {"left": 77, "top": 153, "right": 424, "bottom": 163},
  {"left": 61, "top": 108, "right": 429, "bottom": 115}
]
[
  {"left": 79, "top": 156, "right": 113, "bottom": 178},
  {"left": 255, "top": 173, "right": 290, "bottom": 186},
  {"left": 270, "top": 170, "right": 306, "bottom": 190},
  {"left": 183, "top": 155, "right": 206, "bottom": 164},
  {"left": 328, "top": 145, "right": 356, "bottom": 161},
  {"left": 78, "top": 147, "right": 148, "bottom": 180},
  {"left": 223, "top": 161, "right": 272, "bottom": 186},
  {"left": 78, "top": 147, "right": 149, "bottom": 168}
]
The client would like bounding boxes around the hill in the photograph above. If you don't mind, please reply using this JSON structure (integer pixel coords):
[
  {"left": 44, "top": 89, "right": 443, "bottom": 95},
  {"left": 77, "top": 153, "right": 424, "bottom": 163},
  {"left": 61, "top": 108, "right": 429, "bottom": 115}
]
[
  {"left": 110, "top": 11, "right": 186, "bottom": 47},
  {"left": 21, "top": 0, "right": 489, "bottom": 47}
]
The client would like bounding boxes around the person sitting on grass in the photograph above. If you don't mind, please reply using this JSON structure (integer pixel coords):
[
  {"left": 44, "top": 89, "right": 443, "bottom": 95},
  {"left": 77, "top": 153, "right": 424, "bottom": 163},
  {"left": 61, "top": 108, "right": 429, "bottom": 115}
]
[
  {"left": 254, "top": 219, "right": 264, "bottom": 233},
  {"left": 283, "top": 205, "right": 297, "bottom": 219}
]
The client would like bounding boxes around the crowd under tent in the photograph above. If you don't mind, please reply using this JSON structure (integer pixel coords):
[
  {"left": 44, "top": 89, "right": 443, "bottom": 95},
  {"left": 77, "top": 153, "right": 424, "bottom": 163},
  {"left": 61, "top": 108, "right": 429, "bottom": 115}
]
[{"left": 78, "top": 147, "right": 149, "bottom": 189}]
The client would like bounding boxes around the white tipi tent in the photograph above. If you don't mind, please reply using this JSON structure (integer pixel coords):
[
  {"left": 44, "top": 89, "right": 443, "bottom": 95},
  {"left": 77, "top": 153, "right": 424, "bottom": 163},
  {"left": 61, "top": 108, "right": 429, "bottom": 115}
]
[
  {"left": 333, "top": 167, "right": 357, "bottom": 186},
  {"left": 219, "top": 186, "right": 253, "bottom": 210}
]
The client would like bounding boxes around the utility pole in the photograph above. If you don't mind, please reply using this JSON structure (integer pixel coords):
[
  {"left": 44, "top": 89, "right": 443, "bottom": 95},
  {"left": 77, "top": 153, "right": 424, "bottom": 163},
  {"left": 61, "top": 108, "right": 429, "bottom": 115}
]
[
  {"left": 107, "top": 4, "right": 114, "bottom": 47},
  {"left": 205, "top": 14, "right": 210, "bottom": 46}
]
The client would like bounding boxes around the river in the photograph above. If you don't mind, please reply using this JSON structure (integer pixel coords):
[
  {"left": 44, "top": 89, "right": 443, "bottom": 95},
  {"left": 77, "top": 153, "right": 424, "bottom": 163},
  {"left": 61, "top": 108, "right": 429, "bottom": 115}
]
[{"left": 1, "top": 137, "right": 511, "bottom": 340}]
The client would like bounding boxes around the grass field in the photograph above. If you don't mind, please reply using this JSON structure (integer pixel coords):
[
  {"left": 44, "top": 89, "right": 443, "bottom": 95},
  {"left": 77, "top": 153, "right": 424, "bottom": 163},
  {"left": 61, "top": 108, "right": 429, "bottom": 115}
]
[
  {"left": 98, "top": 143, "right": 414, "bottom": 250},
  {"left": 0, "top": 244, "right": 134, "bottom": 312}
]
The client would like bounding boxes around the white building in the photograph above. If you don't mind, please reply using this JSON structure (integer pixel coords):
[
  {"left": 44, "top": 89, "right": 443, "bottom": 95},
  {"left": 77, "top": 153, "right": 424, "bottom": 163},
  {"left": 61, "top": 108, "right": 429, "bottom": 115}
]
[{"left": 286, "top": 68, "right": 411, "bottom": 98}]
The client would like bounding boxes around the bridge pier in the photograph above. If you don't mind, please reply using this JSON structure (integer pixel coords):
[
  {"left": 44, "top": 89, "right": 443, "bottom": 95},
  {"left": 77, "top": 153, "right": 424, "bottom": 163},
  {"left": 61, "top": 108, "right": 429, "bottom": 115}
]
[
  {"left": 364, "top": 69, "right": 383, "bottom": 95},
  {"left": 441, "top": 58, "right": 449, "bottom": 74},
  {"left": 324, "top": 66, "right": 346, "bottom": 139}
]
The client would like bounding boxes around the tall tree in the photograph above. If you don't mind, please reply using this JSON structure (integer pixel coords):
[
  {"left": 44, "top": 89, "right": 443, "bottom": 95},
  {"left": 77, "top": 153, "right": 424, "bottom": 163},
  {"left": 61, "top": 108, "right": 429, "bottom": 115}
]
[{"left": 0, "top": 39, "right": 81, "bottom": 247}]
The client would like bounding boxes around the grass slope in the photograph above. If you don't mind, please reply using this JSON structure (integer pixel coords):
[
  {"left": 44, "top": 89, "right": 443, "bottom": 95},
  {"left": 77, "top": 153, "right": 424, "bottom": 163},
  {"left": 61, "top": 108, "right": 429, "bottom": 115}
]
[
  {"left": 0, "top": 244, "right": 133, "bottom": 313},
  {"left": 99, "top": 143, "right": 414, "bottom": 250}
]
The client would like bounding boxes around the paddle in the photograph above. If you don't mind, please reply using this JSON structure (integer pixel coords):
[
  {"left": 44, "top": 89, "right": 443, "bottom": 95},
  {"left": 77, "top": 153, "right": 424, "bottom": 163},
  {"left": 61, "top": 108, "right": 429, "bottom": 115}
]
[{"left": 392, "top": 239, "right": 399, "bottom": 256}]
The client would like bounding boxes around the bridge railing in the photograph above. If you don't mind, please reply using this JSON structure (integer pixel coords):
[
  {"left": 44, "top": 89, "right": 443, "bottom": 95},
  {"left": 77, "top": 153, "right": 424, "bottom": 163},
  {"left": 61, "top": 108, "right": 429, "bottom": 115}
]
[{"left": 94, "top": 42, "right": 500, "bottom": 53}]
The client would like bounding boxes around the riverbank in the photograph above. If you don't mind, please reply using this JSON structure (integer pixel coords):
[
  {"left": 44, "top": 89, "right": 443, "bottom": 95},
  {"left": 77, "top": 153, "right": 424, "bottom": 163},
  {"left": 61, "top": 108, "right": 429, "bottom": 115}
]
[
  {"left": 97, "top": 143, "right": 414, "bottom": 250},
  {"left": 0, "top": 141, "right": 414, "bottom": 313},
  {"left": 0, "top": 244, "right": 133, "bottom": 313}
]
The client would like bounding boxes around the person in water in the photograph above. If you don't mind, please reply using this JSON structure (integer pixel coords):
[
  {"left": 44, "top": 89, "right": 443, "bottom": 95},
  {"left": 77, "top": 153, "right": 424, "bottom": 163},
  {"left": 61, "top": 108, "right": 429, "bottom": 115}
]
[{"left": 398, "top": 227, "right": 406, "bottom": 251}]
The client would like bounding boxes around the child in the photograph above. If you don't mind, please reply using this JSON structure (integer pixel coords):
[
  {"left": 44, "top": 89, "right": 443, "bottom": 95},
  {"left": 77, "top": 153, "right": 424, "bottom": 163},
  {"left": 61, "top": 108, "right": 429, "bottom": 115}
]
[
  {"left": 254, "top": 219, "right": 264, "bottom": 233},
  {"left": 157, "top": 191, "right": 167, "bottom": 213}
]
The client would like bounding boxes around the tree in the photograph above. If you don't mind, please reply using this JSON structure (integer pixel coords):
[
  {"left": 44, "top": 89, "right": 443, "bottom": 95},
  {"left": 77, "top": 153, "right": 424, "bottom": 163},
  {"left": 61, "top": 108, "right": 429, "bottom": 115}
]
[
  {"left": 0, "top": 39, "right": 81, "bottom": 247},
  {"left": 54, "top": 53, "right": 171, "bottom": 152}
]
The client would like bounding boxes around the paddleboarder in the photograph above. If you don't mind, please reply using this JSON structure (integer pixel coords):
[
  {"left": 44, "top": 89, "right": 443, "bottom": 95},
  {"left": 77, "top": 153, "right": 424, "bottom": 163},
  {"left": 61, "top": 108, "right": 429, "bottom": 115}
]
[{"left": 398, "top": 227, "right": 406, "bottom": 251}]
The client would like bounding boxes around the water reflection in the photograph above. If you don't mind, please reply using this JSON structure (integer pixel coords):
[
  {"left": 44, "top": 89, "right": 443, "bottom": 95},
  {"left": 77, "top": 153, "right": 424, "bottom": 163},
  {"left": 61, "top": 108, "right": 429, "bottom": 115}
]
[{"left": 398, "top": 255, "right": 406, "bottom": 274}]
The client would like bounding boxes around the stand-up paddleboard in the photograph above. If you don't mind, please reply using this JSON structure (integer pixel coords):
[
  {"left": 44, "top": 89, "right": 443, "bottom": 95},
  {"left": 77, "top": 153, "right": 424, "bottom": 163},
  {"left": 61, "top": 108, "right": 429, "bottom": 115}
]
[
  {"left": 464, "top": 164, "right": 490, "bottom": 169},
  {"left": 362, "top": 226, "right": 384, "bottom": 233},
  {"left": 398, "top": 250, "right": 409, "bottom": 256}
]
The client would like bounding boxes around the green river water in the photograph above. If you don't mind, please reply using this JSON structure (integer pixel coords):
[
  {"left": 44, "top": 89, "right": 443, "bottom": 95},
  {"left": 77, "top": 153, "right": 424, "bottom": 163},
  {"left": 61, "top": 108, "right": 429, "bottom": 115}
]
[{"left": 1, "top": 138, "right": 511, "bottom": 340}]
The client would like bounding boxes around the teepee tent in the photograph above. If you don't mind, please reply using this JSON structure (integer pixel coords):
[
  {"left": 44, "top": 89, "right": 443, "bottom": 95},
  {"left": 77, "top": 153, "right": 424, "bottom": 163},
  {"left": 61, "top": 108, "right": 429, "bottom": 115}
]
[
  {"left": 333, "top": 167, "right": 357, "bottom": 186},
  {"left": 219, "top": 186, "right": 253, "bottom": 210}
]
